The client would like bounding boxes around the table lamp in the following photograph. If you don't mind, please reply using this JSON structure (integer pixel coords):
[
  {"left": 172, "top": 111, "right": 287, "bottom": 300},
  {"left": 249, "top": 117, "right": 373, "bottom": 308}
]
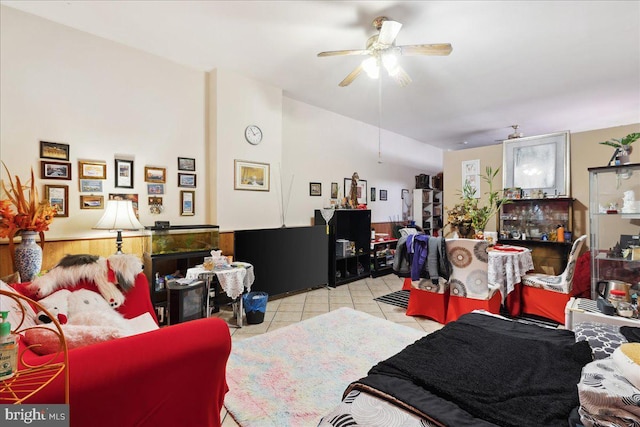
[{"left": 93, "top": 200, "right": 144, "bottom": 254}]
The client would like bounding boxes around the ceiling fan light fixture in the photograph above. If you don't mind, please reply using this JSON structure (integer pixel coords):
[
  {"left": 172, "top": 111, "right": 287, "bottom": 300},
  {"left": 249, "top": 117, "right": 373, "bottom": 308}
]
[
  {"left": 382, "top": 53, "right": 399, "bottom": 76},
  {"left": 362, "top": 57, "right": 379, "bottom": 79}
]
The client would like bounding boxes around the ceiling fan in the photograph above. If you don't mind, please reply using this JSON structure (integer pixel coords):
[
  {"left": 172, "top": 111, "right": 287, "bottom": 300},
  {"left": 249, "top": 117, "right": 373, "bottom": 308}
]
[
  {"left": 507, "top": 125, "right": 524, "bottom": 139},
  {"left": 317, "top": 16, "right": 452, "bottom": 87}
]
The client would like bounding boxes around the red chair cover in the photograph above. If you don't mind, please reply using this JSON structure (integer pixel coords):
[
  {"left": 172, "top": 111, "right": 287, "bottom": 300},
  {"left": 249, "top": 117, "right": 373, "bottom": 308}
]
[
  {"left": 406, "top": 288, "right": 449, "bottom": 323},
  {"left": 521, "top": 285, "right": 571, "bottom": 324}
]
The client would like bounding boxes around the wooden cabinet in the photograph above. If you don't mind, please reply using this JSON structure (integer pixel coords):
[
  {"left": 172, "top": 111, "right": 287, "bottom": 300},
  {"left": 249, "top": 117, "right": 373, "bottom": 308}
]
[
  {"left": 314, "top": 209, "right": 371, "bottom": 287},
  {"left": 142, "top": 225, "right": 219, "bottom": 325},
  {"left": 412, "top": 189, "right": 442, "bottom": 235},
  {"left": 588, "top": 163, "right": 640, "bottom": 300},
  {"left": 498, "top": 198, "right": 574, "bottom": 274},
  {"left": 370, "top": 239, "right": 397, "bottom": 277}
]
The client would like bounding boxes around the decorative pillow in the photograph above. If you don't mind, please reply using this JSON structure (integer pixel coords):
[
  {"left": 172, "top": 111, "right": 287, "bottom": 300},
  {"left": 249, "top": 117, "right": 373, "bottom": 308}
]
[
  {"left": 23, "top": 324, "right": 123, "bottom": 356},
  {"left": 574, "top": 321, "right": 626, "bottom": 359},
  {"left": 0, "top": 280, "right": 37, "bottom": 331}
]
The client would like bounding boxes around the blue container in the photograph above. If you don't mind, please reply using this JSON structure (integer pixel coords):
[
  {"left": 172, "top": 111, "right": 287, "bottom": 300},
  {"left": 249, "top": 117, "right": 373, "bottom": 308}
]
[{"left": 242, "top": 292, "right": 268, "bottom": 324}]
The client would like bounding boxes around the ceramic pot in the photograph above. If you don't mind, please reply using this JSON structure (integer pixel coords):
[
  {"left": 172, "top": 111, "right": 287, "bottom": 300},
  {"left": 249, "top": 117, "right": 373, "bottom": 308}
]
[
  {"left": 14, "top": 231, "right": 43, "bottom": 282},
  {"left": 457, "top": 223, "right": 474, "bottom": 239}
]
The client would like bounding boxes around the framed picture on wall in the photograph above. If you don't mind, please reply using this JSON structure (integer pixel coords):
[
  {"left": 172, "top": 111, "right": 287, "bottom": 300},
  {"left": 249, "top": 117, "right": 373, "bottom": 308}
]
[
  {"left": 115, "top": 159, "right": 134, "bottom": 188},
  {"left": 79, "top": 161, "right": 107, "bottom": 180},
  {"left": 178, "top": 173, "right": 196, "bottom": 188},
  {"left": 41, "top": 161, "right": 71, "bottom": 180},
  {"left": 145, "top": 166, "right": 166, "bottom": 183},
  {"left": 79, "top": 179, "right": 103, "bottom": 193},
  {"left": 45, "top": 184, "right": 68, "bottom": 217},
  {"left": 180, "top": 190, "right": 195, "bottom": 216},
  {"left": 147, "top": 183, "right": 165, "bottom": 195},
  {"left": 80, "top": 195, "right": 104, "bottom": 209},
  {"left": 178, "top": 157, "right": 196, "bottom": 171},
  {"left": 380, "top": 189, "right": 388, "bottom": 201},
  {"left": 309, "top": 182, "right": 321, "bottom": 196},
  {"left": 40, "top": 141, "right": 69, "bottom": 161},
  {"left": 234, "top": 160, "right": 270, "bottom": 191},
  {"left": 330, "top": 182, "right": 338, "bottom": 199},
  {"left": 343, "top": 178, "right": 368, "bottom": 204},
  {"left": 503, "top": 131, "right": 570, "bottom": 197},
  {"left": 370, "top": 187, "right": 376, "bottom": 202}
]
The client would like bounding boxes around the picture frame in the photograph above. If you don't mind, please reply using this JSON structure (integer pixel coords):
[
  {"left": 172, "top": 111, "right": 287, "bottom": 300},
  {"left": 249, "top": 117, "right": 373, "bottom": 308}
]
[
  {"left": 80, "top": 195, "right": 104, "bottom": 209},
  {"left": 147, "top": 183, "right": 165, "bottom": 195},
  {"left": 178, "top": 157, "right": 196, "bottom": 171},
  {"left": 331, "top": 182, "right": 338, "bottom": 199},
  {"left": 144, "top": 166, "right": 166, "bottom": 183},
  {"left": 79, "top": 179, "right": 103, "bottom": 193},
  {"left": 178, "top": 173, "right": 197, "bottom": 188},
  {"left": 41, "top": 161, "right": 71, "bottom": 180},
  {"left": 234, "top": 160, "right": 270, "bottom": 191},
  {"left": 462, "top": 159, "right": 480, "bottom": 199},
  {"left": 503, "top": 187, "right": 523, "bottom": 199},
  {"left": 109, "top": 193, "right": 139, "bottom": 217},
  {"left": 503, "top": 131, "right": 570, "bottom": 197},
  {"left": 180, "top": 190, "right": 195, "bottom": 216},
  {"left": 79, "top": 161, "right": 107, "bottom": 180},
  {"left": 370, "top": 187, "right": 376, "bottom": 202},
  {"left": 40, "top": 141, "right": 69, "bottom": 161},
  {"left": 380, "top": 189, "right": 388, "bottom": 201},
  {"left": 309, "top": 182, "right": 321, "bottom": 196},
  {"left": 115, "top": 159, "right": 134, "bottom": 189},
  {"left": 343, "top": 178, "right": 368, "bottom": 204},
  {"left": 45, "top": 184, "right": 68, "bottom": 217}
]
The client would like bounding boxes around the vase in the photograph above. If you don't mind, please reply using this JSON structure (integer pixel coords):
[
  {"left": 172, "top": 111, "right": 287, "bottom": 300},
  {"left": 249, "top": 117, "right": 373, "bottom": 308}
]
[
  {"left": 457, "top": 223, "right": 474, "bottom": 239},
  {"left": 14, "top": 231, "right": 43, "bottom": 282}
]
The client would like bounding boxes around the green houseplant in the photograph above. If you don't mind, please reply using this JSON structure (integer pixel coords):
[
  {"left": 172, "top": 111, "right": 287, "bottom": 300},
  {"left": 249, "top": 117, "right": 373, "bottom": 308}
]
[{"left": 599, "top": 132, "right": 639, "bottom": 165}]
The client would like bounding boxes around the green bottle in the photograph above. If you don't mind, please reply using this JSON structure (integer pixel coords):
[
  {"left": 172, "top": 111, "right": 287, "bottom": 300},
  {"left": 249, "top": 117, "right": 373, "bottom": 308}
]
[{"left": 0, "top": 311, "right": 18, "bottom": 380}]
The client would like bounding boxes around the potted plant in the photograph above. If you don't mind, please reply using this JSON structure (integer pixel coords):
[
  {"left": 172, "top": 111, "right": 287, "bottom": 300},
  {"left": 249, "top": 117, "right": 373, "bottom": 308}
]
[{"left": 599, "top": 132, "right": 639, "bottom": 165}]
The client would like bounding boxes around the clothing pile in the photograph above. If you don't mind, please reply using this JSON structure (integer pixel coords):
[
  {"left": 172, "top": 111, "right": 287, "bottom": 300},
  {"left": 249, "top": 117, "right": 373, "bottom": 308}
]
[{"left": 392, "top": 234, "right": 450, "bottom": 290}]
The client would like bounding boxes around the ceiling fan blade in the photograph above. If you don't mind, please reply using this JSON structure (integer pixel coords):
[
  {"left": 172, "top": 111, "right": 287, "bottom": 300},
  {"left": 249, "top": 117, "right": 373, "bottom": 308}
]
[
  {"left": 390, "top": 66, "right": 412, "bottom": 87},
  {"left": 377, "top": 20, "right": 402, "bottom": 46},
  {"left": 317, "top": 49, "right": 370, "bottom": 57},
  {"left": 399, "top": 43, "right": 453, "bottom": 56},
  {"left": 338, "top": 64, "right": 363, "bottom": 87}
]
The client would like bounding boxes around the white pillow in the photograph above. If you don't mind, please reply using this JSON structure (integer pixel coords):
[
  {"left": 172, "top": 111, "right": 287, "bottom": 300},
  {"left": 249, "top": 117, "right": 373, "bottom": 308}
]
[{"left": 0, "top": 280, "right": 37, "bottom": 331}]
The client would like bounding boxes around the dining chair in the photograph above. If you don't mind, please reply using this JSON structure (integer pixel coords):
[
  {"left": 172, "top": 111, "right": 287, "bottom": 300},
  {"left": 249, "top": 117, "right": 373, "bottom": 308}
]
[
  {"left": 444, "top": 238, "right": 501, "bottom": 323},
  {"left": 520, "top": 234, "right": 588, "bottom": 324},
  {"left": 404, "top": 236, "right": 450, "bottom": 323}
]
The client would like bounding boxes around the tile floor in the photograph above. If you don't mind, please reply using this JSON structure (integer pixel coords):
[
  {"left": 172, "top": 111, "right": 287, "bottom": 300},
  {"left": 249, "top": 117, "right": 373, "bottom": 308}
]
[{"left": 214, "top": 274, "right": 444, "bottom": 426}]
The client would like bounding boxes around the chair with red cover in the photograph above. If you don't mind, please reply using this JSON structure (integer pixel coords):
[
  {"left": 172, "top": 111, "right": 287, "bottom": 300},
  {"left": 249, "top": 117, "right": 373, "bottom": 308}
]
[
  {"left": 406, "top": 279, "right": 450, "bottom": 323},
  {"left": 520, "top": 234, "right": 587, "bottom": 324},
  {"left": 445, "top": 239, "right": 501, "bottom": 323}
]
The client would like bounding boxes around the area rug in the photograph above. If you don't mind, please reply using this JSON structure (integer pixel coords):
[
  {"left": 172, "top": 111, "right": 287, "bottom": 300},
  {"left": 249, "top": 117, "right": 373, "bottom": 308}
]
[
  {"left": 224, "top": 307, "right": 426, "bottom": 426},
  {"left": 374, "top": 289, "right": 409, "bottom": 308}
]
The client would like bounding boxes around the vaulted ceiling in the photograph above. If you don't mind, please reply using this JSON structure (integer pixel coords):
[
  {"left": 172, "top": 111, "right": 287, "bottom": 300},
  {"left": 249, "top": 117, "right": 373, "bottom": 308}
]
[{"left": 2, "top": 1, "right": 639, "bottom": 150}]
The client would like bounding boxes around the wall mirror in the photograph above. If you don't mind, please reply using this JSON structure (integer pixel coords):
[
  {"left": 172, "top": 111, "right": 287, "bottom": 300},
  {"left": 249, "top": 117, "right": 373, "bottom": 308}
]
[{"left": 502, "top": 131, "right": 570, "bottom": 197}]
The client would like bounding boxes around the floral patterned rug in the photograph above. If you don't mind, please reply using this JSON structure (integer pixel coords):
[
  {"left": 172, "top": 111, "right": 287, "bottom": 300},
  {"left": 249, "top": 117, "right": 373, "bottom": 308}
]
[{"left": 224, "top": 307, "right": 426, "bottom": 426}]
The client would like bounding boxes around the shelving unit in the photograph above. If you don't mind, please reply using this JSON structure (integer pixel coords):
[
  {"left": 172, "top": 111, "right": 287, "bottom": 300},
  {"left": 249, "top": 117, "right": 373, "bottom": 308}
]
[
  {"left": 498, "top": 197, "right": 574, "bottom": 274},
  {"left": 370, "top": 239, "right": 398, "bottom": 277},
  {"left": 412, "top": 189, "right": 442, "bottom": 235},
  {"left": 588, "top": 163, "right": 640, "bottom": 300},
  {"left": 314, "top": 209, "right": 371, "bottom": 287},
  {"left": 142, "top": 225, "right": 219, "bottom": 326}
]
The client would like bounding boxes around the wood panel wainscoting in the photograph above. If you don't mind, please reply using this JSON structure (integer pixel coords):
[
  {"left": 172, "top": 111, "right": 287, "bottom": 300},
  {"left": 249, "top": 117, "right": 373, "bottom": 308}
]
[{"left": 0, "top": 231, "right": 235, "bottom": 279}]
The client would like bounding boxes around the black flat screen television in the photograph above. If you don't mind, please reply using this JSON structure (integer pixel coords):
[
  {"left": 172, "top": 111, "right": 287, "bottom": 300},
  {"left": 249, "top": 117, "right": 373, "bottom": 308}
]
[{"left": 167, "top": 280, "right": 205, "bottom": 325}]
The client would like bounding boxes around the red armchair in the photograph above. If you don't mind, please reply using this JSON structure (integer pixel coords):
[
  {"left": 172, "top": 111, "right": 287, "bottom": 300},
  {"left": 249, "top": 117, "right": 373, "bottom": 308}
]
[{"left": 6, "top": 273, "right": 232, "bottom": 427}]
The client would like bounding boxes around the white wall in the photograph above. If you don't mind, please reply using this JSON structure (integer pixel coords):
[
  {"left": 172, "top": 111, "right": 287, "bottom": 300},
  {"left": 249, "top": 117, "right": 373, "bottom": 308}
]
[
  {"left": 0, "top": 6, "right": 206, "bottom": 240},
  {"left": 282, "top": 98, "right": 443, "bottom": 225},
  {"left": 1, "top": 6, "right": 445, "bottom": 240}
]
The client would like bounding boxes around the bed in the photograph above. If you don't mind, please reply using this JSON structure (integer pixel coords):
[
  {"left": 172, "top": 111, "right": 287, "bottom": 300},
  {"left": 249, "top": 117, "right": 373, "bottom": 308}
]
[{"left": 318, "top": 312, "right": 638, "bottom": 427}]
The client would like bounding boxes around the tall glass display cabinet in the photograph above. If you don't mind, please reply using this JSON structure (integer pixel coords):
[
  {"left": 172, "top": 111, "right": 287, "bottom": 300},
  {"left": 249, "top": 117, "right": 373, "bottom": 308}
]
[{"left": 588, "top": 163, "right": 640, "bottom": 299}]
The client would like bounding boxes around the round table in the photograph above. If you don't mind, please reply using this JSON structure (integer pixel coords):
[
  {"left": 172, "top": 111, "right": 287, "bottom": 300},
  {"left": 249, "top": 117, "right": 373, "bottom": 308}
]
[{"left": 488, "top": 245, "right": 534, "bottom": 315}]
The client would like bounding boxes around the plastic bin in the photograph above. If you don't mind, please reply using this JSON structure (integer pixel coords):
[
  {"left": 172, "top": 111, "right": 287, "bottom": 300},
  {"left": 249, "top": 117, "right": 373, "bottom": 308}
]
[{"left": 243, "top": 291, "right": 268, "bottom": 324}]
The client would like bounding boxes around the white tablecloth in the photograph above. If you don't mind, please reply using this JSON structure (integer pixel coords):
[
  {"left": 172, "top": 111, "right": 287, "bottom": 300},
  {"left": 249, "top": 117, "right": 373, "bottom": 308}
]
[
  {"left": 186, "top": 263, "right": 254, "bottom": 299},
  {"left": 488, "top": 246, "right": 534, "bottom": 301}
]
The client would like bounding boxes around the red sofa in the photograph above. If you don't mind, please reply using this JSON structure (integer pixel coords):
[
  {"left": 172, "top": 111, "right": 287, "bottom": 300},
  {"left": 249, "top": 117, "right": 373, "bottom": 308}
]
[{"left": 6, "top": 273, "right": 232, "bottom": 427}]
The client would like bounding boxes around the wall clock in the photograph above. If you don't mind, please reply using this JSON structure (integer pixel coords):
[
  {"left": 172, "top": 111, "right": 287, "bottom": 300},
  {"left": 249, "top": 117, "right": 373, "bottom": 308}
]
[{"left": 245, "top": 125, "right": 263, "bottom": 145}]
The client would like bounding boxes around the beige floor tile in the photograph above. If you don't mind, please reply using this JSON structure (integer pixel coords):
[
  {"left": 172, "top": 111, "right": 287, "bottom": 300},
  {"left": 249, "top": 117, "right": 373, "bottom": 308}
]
[
  {"left": 278, "top": 302, "right": 305, "bottom": 312},
  {"left": 383, "top": 312, "right": 418, "bottom": 323},
  {"left": 233, "top": 321, "right": 270, "bottom": 334},
  {"left": 304, "top": 302, "right": 329, "bottom": 312},
  {"left": 353, "top": 303, "right": 383, "bottom": 313},
  {"left": 352, "top": 294, "right": 376, "bottom": 303},
  {"left": 329, "top": 295, "right": 353, "bottom": 303},
  {"left": 301, "top": 312, "right": 323, "bottom": 321},
  {"left": 330, "top": 302, "right": 354, "bottom": 310},
  {"left": 268, "top": 321, "right": 298, "bottom": 331},
  {"left": 305, "top": 295, "right": 329, "bottom": 303},
  {"left": 273, "top": 311, "right": 303, "bottom": 322}
]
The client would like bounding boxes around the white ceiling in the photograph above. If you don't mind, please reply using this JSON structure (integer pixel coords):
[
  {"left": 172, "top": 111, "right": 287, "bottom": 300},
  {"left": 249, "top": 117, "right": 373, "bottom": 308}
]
[{"left": 2, "top": 1, "right": 639, "bottom": 150}]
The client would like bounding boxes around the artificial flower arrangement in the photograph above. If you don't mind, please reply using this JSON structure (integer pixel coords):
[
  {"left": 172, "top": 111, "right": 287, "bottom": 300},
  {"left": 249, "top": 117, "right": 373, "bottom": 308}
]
[
  {"left": 1, "top": 163, "right": 56, "bottom": 257},
  {"left": 445, "top": 166, "right": 510, "bottom": 238}
]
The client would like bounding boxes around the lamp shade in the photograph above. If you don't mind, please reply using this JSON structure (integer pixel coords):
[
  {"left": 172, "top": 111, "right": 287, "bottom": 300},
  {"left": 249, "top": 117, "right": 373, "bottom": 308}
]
[{"left": 93, "top": 200, "right": 143, "bottom": 231}]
